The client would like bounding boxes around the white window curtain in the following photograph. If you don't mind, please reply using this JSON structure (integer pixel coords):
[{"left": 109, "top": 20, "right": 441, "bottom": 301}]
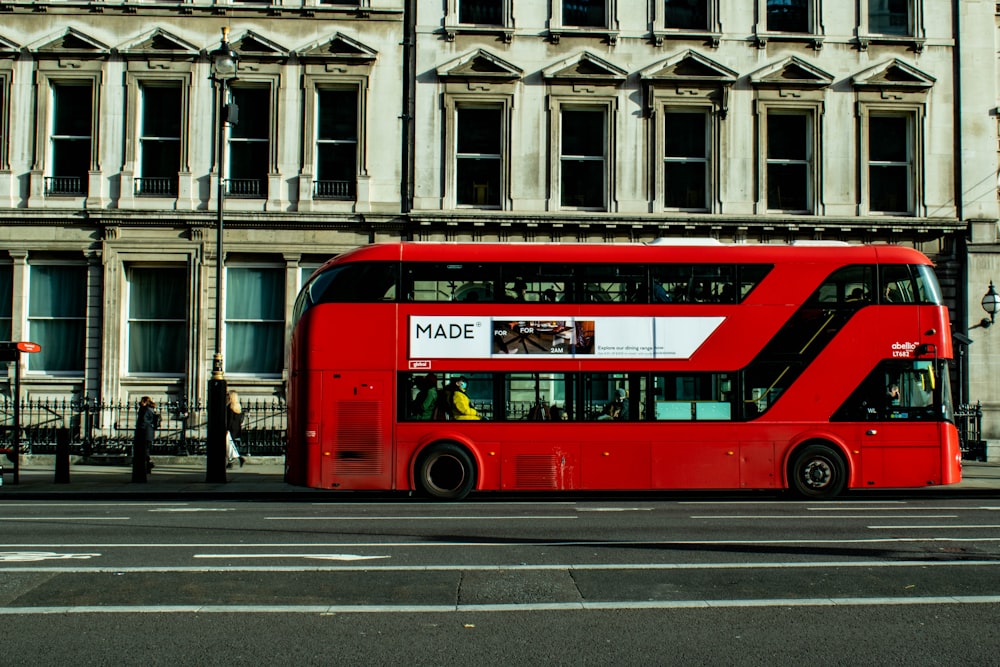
[
  {"left": 226, "top": 267, "right": 284, "bottom": 374},
  {"left": 28, "top": 265, "right": 86, "bottom": 372},
  {"left": 128, "top": 267, "right": 186, "bottom": 374}
]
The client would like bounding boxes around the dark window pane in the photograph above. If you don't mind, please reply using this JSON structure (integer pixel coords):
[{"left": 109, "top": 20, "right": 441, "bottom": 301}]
[
  {"left": 230, "top": 88, "right": 270, "bottom": 139},
  {"left": 562, "top": 110, "right": 604, "bottom": 156},
  {"left": 665, "top": 111, "right": 705, "bottom": 158},
  {"left": 767, "top": 0, "right": 808, "bottom": 32},
  {"left": 768, "top": 114, "right": 807, "bottom": 159},
  {"left": 317, "top": 89, "right": 357, "bottom": 141},
  {"left": 457, "top": 108, "right": 501, "bottom": 154},
  {"left": 869, "top": 116, "right": 907, "bottom": 162},
  {"left": 561, "top": 159, "right": 604, "bottom": 207},
  {"left": 141, "top": 141, "right": 180, "bottom": 180},
  {"left": 317, "top": 143, "right": 356, "bottom": 183},
  {"left": 870, "top": 165, "right": 908, "bottom": 212},
  {"left": 870, "top": 0, "right": 910, "bottom": 35},
  {"left": 229, "top": 142, "right": 269, "bottom": 183},
  {"left": 460, "top": 0, "right": 502, "bottom": 24},
  {"left": 767, "top": 163, "right": 807, "bottom": 210},
  {"left": 457, "top": 157, "right": 501, "bottom": 206},
  {"left": 665, "top": 162, "right": 706, "bottom": 208},
  {"left": 664, "top": 0, "right": 707, "bottom": 29},
  {"left": 141, "top": 85, "right": 181, "bottom": 137},
  {"left": 563, "top": 0, "right": 605, "bottom": 26},
  {"left": 53, "top": 84, "right": 92, "bottom": 136}
]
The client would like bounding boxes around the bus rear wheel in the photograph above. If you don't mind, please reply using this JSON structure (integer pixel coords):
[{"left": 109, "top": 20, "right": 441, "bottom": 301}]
[
  {"left": 416, "top": 443, "right": 476, "bottom": 500},
  {"left": 789, "top": 443, "right": 847, "bottom": 499}
]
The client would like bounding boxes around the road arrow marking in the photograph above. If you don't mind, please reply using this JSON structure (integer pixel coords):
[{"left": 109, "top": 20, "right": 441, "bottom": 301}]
[{"left": 0, "top": 551, "right": 101, "bottom": 562}]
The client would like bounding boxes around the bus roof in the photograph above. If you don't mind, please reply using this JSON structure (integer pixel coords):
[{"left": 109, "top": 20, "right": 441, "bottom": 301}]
[{"left": 327, "top": 241, "right": 932, "bottom": 267}]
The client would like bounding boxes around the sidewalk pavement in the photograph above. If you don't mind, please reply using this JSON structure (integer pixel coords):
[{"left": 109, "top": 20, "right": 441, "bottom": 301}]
[{"left": 0, "top": 456, "right": 997, "bottom": 500}]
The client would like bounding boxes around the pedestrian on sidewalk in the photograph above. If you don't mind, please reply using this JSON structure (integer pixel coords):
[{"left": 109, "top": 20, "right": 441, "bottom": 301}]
[
  {"left": 133, "top": 396, "right": 159, "bottom": 482},
  {"left": 226, "top": 391, "right": 246, "bottom": 469}
]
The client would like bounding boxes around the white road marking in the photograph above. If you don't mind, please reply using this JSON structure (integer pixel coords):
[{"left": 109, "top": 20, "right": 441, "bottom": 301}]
[
  {"left": 194, "top": 554, "right": 389, "bottom": 561},
  {"left": 1, "top": 596, "right": 999, "bottom": 615},
  {"left": 869, "top": 524, "right": 1000, "bottom": 530},
  {"left": 148, "top": 508, "right": 234, "bottom": 513},
  {"left": 691, "top": 515, "right": 959, "bottom": 520},
  {"left": 0, "top": 552, "right": 101, "bottom": 562},
  {"left": 265, "top": 515, "right": 577, "bottom": 521},
  {"left": 0, "top": 517, "right": 130, "bottom": 521},
  {"left": 576, "top": 508, "right": 653, "bottom": 512},
  {"left": 2, "top": 560, "right": 1000, "bottom": 574}
]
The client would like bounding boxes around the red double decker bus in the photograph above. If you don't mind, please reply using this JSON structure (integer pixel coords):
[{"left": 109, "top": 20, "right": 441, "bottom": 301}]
[{"left": 286, "top": 240, "right": 961, "bottom": 500}]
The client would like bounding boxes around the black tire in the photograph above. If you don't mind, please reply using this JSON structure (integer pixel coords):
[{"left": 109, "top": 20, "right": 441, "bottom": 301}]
[
  {"left": 416, "top": 442, "right": 476, "bottom": 500},
  {"left": 788, "top": 443, "right": 847, "bottom": 499}
]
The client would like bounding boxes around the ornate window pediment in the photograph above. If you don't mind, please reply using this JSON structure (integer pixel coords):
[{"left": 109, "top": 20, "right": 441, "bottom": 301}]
[
  {"left": 437, "top": 49, "right": 523, "bottom": 82},
  {"left": 542, "top": 51, "right": 627, "bottom": 86},
  {"left": 30, "top": 28, "right": 110, "bottom": 60},
  {"left": 639, "top": 50, "right": 737, "bottom": 86},
  {"left": 117, "top": 28, "right": 200, "bottom": 61},
  {"left": 230, "top": 31, "right": 290, "bottom": 62},
  {"left": 852, "top": 59, "right": 934, "bottom": 92},
  {"left": 0, "top": 34, "right": 19, "bottom": 56},
  {"left": 750, "top": 56, "right": 834, "bottom": 90},
  {"left": 297, "top": 33, "right": 378, "bottom": 65}
]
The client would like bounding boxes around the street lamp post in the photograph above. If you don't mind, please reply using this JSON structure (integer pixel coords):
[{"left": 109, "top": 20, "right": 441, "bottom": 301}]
[{"left": 207, "top": 28, "right": 239, "bottom": 483}]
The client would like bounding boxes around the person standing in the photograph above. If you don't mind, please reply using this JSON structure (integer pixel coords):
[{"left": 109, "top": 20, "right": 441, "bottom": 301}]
[
  {"left": 133, "top": 396, "right": 158, "bottom": 482},
  {"left": 226, "top": 391, "right": 246, "bottom": 468}
]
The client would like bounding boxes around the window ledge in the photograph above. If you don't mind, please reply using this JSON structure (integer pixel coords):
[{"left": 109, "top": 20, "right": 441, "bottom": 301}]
[
  {"left": 856, "top": 35, "right": 925, "bottom": 53},
  {"left": 548, "top": 29, "right": 620, "bottom": 45},
  {"left": 652, "top": 31, "right": 721, "bottom": 48},
  {"left": 443, "top": 25, "right": 514, "bottom": 43},
  {"left": 753, "top": 32, "right": 824, "bottom": 50}
]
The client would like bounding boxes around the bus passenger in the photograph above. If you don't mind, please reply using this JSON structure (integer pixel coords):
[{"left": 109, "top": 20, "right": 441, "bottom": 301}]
[
  {"left": 598, "top": 388, "right": 627, "bottom": 421},
  {"left": 510, "top": 280, "right": 528, "bottom": 302},
  {"left": 412, "top": 373, "right": 439, "bottom": 420},
  {"left": 447, "top": 376, "right": 481, "bottom": 420}
]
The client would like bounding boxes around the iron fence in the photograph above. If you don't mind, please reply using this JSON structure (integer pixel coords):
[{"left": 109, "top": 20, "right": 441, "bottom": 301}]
[
  {"left": 0, "top": 397, "right": 287, "bottom": 458},
  {"left": 956, "top": 401, "right": 987, "bottom": 461}
]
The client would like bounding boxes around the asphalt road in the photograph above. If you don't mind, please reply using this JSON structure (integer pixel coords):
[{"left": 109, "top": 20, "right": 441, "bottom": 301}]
[{"left": 1, "top": 496, "right": 998, "bottom": 665}]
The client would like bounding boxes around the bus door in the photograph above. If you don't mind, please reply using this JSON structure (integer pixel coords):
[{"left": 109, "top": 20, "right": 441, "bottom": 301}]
[
  {"left": 835, "top": 360, "right": 943, "bottom": 487},
  {"left": 320, "top": 371, "right": 394, "bottom": 490}
]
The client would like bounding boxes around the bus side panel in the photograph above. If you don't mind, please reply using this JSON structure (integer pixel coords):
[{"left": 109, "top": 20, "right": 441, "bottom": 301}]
[
  {"left": 581, "top": 441, "right": 651, "bottom": 490},
  {"left": 285, "top": 369, "right": 322, "bottom": 488},
  {"left": 501, "top": 442, "right": 580, "bottom": 491},
  {"left": 651, "top": 439, "right": 740, "bottom": 489},
  {"left": 319, "top": 372, "right": 394, "bottom": 491},
  {"left": 858, "top": 423, "right": 952, "bottom": 488},
  {"left": 740, "top": 441, "right": 777, "bottom": 489}
]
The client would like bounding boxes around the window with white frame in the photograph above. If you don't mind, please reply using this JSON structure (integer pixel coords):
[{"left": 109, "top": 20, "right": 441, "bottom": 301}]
[
  {"left": 766, "top": 0, "right": 809, "bottom": 33},
  {"left": 226, "top": 266, "right": 285, "bottom": 375},
  {"left": 48, "top": 82, "right": 92, "bottom": 196},
  {"left": 315, "top": 88, "right": 357, "bottom": 200},
  {"left": 0, "top": 264, "right": 11, "bottom": 342},
  {"left": 867, "top": 113, "right": 912, "bottom": 214},
  {"left": 460, "top": 0, "right": 503, "bottom": 24},
  {"left": 561, "top": 108, "right": 606, "bottom": 209},
  {"left": 137, "top": 83, "right": 181, "bottom": 197},
  {"left": 766, "top": 109, "right": 812, "bottom": 212},
  {"left": 456, "top": 106, "right": 502, "bottom": 207},
  {"left": 564, "top": 0, "right": 606, "bottom": 27},
  {"left": 227, "top": 86, "right": 270, "bottom": 198},
  {"left": 664, "top": 109, "right": 709, "bottom": 209},
  {"left": 869, "top": 0, "right": 910, "bottom": 35},
  {"left": 664, "top": 0, "right": 708, "bottom": 29},
  {"left": 127, "top": 266, "right": 187, "bottom": 374},
  {"left": 27, "top": 264, "right": 86, "bottom": 373}
]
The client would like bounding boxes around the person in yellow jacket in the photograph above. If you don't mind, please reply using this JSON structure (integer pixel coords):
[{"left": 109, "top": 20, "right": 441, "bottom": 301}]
[{"left": 447, "top": 376, "right": 481, "bottom": 420}]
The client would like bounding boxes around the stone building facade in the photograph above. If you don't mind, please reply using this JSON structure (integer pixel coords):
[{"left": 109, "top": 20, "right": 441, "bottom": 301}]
[{"left": 0, "top": 0, "right": 997, "bottom": 445}]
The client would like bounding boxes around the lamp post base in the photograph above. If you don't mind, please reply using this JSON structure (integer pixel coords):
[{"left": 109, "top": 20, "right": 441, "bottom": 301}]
[{"left": 206, "top": 377, "right": 228, "bottom": 483}]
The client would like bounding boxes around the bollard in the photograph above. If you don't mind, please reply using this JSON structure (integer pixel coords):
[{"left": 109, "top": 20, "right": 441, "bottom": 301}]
[{"left": 54, "top": 428, "right": 70, "bottom": 484}]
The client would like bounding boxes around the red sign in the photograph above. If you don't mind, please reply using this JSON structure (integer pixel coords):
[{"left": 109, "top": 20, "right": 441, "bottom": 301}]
[{"left": 16, "top": 342, "right": 41, "bottom": 353}]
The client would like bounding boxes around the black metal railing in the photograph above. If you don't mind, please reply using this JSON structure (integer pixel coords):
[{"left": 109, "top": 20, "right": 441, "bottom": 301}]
[
  {"left": 225, "top": 178, "right": 265, "bottom": 198},
  {"left": 314, "top": 179, "right": 355, "bottom": 200},
  {"left": 957, "top": 401, "right": 987, "bottom": 461},
  {"left": 134, "top": 176, "right": 178, "bottom": 197},
  {"left": 45, "top": 176, "right": 85, "bottom": 196},
  {"left": 0, "top": 397, "right": 287, "bottom": 458}
]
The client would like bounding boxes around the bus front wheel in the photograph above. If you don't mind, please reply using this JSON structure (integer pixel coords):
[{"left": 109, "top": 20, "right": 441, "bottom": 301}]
[
  {"left": 416, "top": 442, "right": 476, "bottom": 500},
  {"left": 789, "top": 443, "right": 847, "bottom": 499}
]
